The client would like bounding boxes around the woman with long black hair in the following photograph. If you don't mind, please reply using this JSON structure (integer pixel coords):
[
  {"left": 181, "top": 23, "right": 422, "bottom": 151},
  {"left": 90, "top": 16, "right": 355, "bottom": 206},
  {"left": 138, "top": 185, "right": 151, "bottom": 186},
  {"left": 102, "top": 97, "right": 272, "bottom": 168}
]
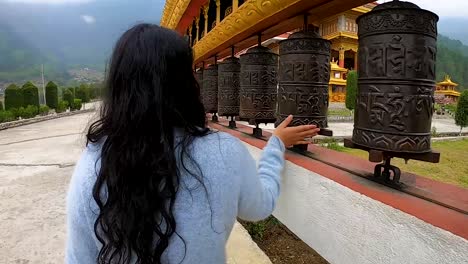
[{"left": 66, "top": 23, "right": 320, "bottom": 264}]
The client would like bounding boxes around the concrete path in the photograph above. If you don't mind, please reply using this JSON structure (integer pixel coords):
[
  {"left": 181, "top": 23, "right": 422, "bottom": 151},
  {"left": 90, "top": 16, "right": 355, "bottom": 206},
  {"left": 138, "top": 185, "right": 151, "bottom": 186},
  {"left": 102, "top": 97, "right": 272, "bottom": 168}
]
[{"left": 0, "top": 112, "right": 271, "bottom": 264}]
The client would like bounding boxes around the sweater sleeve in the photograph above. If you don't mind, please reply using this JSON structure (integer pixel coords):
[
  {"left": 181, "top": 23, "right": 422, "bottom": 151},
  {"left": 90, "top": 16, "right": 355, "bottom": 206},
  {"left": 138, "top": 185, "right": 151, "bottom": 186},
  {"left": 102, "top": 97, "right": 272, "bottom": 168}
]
[
  {"left": 237, "top": 135, "right": 286, "bottom": 221},
  {"left": 65, "top": 148, "right": 99, "bottom": 264}
]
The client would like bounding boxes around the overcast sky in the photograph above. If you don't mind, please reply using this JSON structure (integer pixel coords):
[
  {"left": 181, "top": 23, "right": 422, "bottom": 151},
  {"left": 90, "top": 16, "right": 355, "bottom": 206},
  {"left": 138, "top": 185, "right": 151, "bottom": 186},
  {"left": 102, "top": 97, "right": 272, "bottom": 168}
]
[{"left": 378, "top": 0, "right": 468, "bottom": 17}]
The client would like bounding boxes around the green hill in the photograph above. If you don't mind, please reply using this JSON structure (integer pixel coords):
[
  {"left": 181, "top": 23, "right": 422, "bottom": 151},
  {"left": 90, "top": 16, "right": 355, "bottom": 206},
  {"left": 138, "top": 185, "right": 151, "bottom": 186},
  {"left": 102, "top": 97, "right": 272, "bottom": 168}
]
[{"left": 436, "top": 35, "right": 468, "bottom": 90}]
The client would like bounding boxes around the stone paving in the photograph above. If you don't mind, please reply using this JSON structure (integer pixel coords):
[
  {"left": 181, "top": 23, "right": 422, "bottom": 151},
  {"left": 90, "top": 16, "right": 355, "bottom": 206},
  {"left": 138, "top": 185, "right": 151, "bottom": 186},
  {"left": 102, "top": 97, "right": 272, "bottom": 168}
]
[{"left": 0, "top": 111, "right": 271, "bottom": 264}]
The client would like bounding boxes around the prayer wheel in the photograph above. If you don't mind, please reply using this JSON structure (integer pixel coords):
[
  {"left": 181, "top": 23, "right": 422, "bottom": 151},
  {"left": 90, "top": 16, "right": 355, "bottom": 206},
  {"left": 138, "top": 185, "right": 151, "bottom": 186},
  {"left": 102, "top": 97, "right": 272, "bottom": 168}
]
[
  {"left": 239, "top": 46, "right": 278, "bottom": 124},
  {"left": 218, "top": 57, "right": 240, "bottom": 117},
  {"left": 277, "top": 30, "right": 331, "bottom": 130},
  {"left": 353, "top": 0, "right": 438, "bottom": 153},
  {"left": 202, "top": 64, "right": 218, "bottom": 114},
  {"left": 195, "top": 68, "right": 203, "bottom": 87}
]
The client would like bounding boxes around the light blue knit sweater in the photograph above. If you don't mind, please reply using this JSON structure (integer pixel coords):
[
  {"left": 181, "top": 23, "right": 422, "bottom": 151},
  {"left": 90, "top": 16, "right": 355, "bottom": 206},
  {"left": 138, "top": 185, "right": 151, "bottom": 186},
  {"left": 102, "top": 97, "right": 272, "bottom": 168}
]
[{"left": 66, "top": 131, "right": 285, "bottom": 264}]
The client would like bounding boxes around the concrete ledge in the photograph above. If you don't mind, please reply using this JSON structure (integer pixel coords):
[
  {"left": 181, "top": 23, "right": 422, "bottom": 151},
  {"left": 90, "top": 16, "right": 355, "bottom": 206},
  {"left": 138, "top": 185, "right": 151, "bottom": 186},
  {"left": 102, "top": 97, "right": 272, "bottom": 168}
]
[{"left": 0, "top": 109, "right": 95, "bottom": 131}]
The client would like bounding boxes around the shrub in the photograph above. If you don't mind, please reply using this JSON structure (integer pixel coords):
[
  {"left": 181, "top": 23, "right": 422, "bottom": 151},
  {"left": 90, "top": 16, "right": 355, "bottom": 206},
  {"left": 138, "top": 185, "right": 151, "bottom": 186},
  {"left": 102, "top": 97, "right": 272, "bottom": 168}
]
[
  {"left": 4, "top": 84, "right": 23, "bottom": 110},
  {"left": 76, "top": 84, "right": 90, "bottom": 103},
  {"left": 22, "top": 81, "right": 40, "bottom": 107},
  {"left": 431, "top": 126, "right": 438, "bottom": 137},
  {"left": 21, "top": 105, "right": 39, "bottom": 119},
  {"left": 0, "top": 100, "right": 3, "bottom": 111},
  {"left": 71, "top": 99, "right": 82, "bottom": 111},
  {"left": 345, "top": 70, "right": 358, "bottom": 111},
  {"left": 0, "top": 110, "right": 15, "bottom": 123},
  {"left": 45, "top": 81, "right": 59, "bottom": 109},
  {"left": 63, "top": 89, "right": 74, "bottom": 109},
  {"left": 39, "top": 105, "right": 50, "bottom": 116},
  {"left": 319, "top": 138, "right": 346, "bottom": 151},
  {"left": 56, "top": 100, "right": 68, "bottom": 113},
  {"left": 455, "top": 90, "right": 468, "bottom": 135}
]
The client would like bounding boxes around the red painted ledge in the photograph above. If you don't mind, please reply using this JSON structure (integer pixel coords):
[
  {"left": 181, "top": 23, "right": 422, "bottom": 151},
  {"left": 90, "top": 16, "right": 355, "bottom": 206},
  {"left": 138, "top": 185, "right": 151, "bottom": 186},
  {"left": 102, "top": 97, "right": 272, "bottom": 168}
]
[{"left": 208, "top": 118, "right": 468, "bottom": 240}]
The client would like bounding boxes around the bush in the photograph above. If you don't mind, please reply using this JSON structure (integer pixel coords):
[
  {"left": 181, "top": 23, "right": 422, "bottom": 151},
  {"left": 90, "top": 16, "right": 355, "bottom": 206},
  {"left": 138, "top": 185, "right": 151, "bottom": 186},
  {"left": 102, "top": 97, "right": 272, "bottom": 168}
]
[
  {"left": 76, "top": 84, "right": 90, "bottom": 103},
  {"left": 45, "top": 81, "right": 59, "bottom": 109},
  {"left": 39, "top": 105, "right": 50, "bottom": 116},
  {"left": 56, "top": 100, "right": 68, "bottom": 113},
  {"left": 22, "top": 81, "right": 40, "bottom": 107},
  {"left": 345, "top": 70, "right": 358, "bottom": 111},
  {"left": 0, "top": 110, "right": 15, "bottom": 123},
  {"left": 455, "top": 90, "right": 468, "bottom": 134},
  {"left": 63, "top": 89, "right": 74, "bottom": 109},
  {"left": 4, "top": 84, "right": 23, "bottom": 110},
  {"left": 71, "top": 99, "right": 82, "bottom": 111},
  {"left": 21, "top": 105, "right": 39, "bottom": 119},
  {"left": 0, "top": 100, "right": 3, "bottom": 111}
]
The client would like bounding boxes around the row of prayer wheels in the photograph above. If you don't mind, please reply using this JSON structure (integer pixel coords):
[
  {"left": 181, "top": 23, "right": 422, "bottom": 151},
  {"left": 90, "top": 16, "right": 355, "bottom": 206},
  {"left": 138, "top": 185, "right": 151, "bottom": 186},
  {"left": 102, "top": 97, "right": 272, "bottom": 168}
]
[
  {"left": 196, "top": 29, "right": 332, "bottom": 138},
  {"left": 196, "top": 0, "right": 439, "bottom": 154}
]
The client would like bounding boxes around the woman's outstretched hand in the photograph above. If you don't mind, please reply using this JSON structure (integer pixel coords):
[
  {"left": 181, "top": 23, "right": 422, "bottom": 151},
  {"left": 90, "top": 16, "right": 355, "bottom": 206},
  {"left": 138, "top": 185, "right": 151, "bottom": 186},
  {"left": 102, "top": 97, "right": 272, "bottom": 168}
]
[{"left": 273, "top": 115, "right": 321, "bottom": 148}]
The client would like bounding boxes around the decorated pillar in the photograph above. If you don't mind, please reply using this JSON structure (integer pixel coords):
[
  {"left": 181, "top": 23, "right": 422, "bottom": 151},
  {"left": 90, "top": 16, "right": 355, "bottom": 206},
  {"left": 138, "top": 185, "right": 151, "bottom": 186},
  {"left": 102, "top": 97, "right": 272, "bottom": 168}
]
[
  {"left": 188, "top": 25, "right": 193, "bottom": 45},
  {"left": 203, "top": 4, "right": 209, "bottom": 35},
  {"left": 233, "top": 0, "right": 238, "bottom": 11},
  {"left": 354, "top": 51, "right": 358, "bottom": 70},
  {"left": 216, "top": 0, "right": 221, "bottom": 24},
  {"left": 195, "top": 16, "right": 200, "bottom": 42},
  {"left": 339, "top": 47, "right": 345, "bottom": 68}
]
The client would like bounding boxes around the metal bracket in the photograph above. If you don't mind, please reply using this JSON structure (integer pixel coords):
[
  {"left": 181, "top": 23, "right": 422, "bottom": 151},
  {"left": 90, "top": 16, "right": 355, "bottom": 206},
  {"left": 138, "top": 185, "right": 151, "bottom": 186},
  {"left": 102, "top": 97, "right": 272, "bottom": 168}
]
[{"left": 344, "top": 138, "right": 440, "bottom": 184}]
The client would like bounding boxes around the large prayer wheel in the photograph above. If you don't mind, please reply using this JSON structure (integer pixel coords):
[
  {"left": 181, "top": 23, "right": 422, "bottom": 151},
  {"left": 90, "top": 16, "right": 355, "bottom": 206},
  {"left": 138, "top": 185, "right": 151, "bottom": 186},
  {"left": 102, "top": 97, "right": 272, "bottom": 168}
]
[
  {"left": 276, "top": 30, "right": 331, "bottom": 128},
  {"left": 353, "top": 0, "right": 438, "bottom": 153},
  {"left": 218, "top": 57, "right": 240, "bottom": 117},
  {"left": 239, "top": 46, "right": 278, "bottom": 124},
  {"left": 202, "top": 64, "right": 218, "bottom": 114},
  {"left": 195, "top": 68, "right": 203, "bottom": 87}
]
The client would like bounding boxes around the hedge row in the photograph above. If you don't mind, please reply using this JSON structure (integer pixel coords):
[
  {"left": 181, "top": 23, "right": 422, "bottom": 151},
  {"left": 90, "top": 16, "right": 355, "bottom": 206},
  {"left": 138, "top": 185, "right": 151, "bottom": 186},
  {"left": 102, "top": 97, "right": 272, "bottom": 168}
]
[
  {"left": 3, "top": 81, "right": 103, "bottom": 111},
  {"left": 0, "top": 104, "right": 49, "bottom": 124}
]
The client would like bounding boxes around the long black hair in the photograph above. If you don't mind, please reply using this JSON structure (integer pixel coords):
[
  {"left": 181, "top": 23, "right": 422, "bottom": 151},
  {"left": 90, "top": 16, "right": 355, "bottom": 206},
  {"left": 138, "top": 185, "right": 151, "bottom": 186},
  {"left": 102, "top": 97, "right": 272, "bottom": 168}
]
[{"left": 87, "top": 23, "right": 209, "bottom": 263}]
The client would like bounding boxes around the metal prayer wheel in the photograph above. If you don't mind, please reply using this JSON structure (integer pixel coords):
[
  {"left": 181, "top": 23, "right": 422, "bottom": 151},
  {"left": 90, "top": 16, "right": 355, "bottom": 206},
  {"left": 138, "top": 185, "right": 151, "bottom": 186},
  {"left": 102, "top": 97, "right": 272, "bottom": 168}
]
[
  {"left": 202, "top": 64, "right": 218, "bottom": 116},
  {"left": 218, "top": 56, "right": 240, "bottom": 128},
  {"left": 239, "top": 45, "right": 278, "bottom": 136},
  {"left": 277, "top": 30, "right": 332, "bottom": 138},
  {"left": 195, "top": 68, "right": 203, "bottom": 87},
  {"left": 352, "top": 0, "right": 438, "bottom": 153}
]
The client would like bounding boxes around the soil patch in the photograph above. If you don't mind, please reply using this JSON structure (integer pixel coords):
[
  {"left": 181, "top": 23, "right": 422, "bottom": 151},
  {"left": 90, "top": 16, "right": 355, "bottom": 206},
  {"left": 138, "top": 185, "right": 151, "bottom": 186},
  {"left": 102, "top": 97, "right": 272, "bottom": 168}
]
[{"left": 239, "top": 217, "right": 329, "bottom": 264}]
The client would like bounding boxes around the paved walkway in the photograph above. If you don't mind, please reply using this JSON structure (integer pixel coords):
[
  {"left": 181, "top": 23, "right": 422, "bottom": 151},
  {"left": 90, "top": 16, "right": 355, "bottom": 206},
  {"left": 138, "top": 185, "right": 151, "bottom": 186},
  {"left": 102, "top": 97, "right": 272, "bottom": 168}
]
[{"left": 0, "top": 112, "right": 271, "bottom": 264}]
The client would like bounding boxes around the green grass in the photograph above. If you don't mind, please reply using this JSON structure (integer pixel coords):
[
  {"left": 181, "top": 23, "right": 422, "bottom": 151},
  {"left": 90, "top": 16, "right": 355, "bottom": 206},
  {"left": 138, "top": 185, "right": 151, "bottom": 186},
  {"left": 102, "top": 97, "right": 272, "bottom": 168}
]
[
  {"left": 341, "top": 139, "right": 468, "bottom": 188},
  {"left": 327, "top": 108, "right": 353, "bottom": 117}
]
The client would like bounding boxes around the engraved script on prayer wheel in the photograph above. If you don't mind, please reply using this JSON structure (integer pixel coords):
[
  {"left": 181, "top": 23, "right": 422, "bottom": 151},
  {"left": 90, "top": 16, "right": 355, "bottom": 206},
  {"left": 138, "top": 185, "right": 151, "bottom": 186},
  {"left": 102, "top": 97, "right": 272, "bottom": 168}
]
[
  {"left": 202, "top": 64, "right": 218, "bottom": 114},
  {"left": 239, "top": 46, "right": 278, "bottom": 123},
  {"left": 277, "top": 31, "right": 331, "bottom": 128},
  {"left": 353, "top": 0, "right": 438, "bottom": 153},
  {"left": 218, "top": 57, "right": 240, "bottom": 117}
]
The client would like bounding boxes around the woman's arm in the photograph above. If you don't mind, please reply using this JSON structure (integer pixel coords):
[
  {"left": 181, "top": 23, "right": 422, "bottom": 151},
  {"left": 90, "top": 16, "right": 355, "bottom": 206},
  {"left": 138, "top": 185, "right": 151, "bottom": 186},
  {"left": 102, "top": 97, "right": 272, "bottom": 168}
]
[
  {"left": 237, "top": 135, "right": 286, "bottom": 221},
  {"left": 66, "top": 149, "right": 99, "bottom": 263},
  {"left": 236, "top": 115, "right": 320, "bottom": 221}
]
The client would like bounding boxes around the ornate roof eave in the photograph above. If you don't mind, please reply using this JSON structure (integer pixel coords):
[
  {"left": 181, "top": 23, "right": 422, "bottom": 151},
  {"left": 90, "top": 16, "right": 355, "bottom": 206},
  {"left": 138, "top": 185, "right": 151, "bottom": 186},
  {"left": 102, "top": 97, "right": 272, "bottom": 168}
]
[
  {"left": 435, "top": 90, "right": 461, "bottom": 97},
  {"left": 160, "top": 0, "right": 191, "bottom": 29}
]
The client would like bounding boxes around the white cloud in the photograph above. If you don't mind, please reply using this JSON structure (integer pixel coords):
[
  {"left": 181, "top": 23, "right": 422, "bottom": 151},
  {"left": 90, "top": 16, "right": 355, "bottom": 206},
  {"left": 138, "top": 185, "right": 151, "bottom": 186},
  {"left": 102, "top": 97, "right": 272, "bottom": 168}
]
[
  {"left": 2, "top": 0, "right": 94, "bottom": 4},
  {"left": 377, "top": 0, "right": 468, "bottom": 18},
  {"left": 81, "top": 14, "right": 95, "bottom": 24}
]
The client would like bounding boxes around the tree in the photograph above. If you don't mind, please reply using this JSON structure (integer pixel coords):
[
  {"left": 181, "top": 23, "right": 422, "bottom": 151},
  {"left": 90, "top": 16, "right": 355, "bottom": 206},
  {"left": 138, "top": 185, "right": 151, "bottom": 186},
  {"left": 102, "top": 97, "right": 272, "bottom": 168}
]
[
  {"left": 455, "top": 90, "right": 468, "bottom": 135},
  {"left": 4, "top": 84, "right": 23, "bottom": 110},
  {"left": 345, "top": 70, "right": 358, "bottom": 111},
  {"left": 45, "top": 81, "right": 59, "bottom": 109},
  {"left": 22, "top": 81, "right": 39, "bottom": 107},
  {"left": 76, "top": 84, "right": 90, "bottom": 103},
  {"left": 63, "top": 89, "right": 74, "bottom": 110}
]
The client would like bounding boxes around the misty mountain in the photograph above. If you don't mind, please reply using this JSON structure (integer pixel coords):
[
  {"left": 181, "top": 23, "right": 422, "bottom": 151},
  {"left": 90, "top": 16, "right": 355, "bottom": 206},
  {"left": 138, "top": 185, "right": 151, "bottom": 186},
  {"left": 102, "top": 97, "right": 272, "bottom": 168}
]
[
  {"left": 0, "top": 0, "right": 163, "bottom": 84},
  {"left": 439, "top": 18, "right": 468, "bottom": 45}
]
